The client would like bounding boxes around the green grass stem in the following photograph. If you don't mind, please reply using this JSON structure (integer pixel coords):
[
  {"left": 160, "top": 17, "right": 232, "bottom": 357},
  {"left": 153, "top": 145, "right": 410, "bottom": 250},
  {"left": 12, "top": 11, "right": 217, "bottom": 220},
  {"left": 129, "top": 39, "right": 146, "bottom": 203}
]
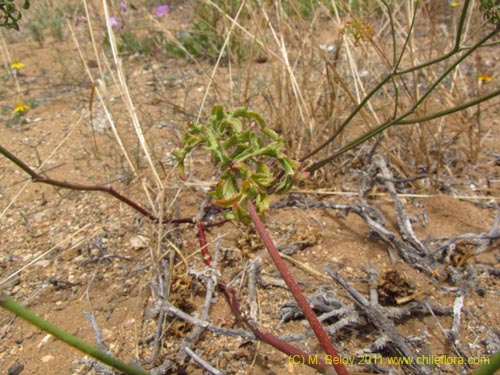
[
  {"left": 472, "top": 351, "right": 500, "bottom": 375},
  {"left": 0, "top": 295, "right": 149, "bottom": 375}
]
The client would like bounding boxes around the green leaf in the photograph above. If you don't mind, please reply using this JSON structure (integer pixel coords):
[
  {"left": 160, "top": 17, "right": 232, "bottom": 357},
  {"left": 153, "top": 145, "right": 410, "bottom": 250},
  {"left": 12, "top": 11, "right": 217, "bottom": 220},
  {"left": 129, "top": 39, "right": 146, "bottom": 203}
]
[
  {"left": 274, "top": 174, "right": 294, "bottom": 194},
  {"left": 232, "top": 202, "right": 250, "bottom": 223},
  {"left": 221, "top": 117, "right": 243, "bottom": 133},
  {"left": 214, "top": 189, "right": 243, "bottom": 207},
  {"left": 255, "top": 192, "right": 271, "bottom": 212},
  {"left": 278, "top": 157, "right": 299, "bottom": 174}
]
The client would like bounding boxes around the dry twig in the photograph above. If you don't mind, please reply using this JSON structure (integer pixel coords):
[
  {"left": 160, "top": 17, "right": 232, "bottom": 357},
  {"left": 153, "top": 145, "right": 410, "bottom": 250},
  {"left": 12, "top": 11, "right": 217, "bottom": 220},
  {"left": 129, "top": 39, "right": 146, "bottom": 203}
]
[{"left": 326, "top": 266, "right": 432, "bottom": 375}]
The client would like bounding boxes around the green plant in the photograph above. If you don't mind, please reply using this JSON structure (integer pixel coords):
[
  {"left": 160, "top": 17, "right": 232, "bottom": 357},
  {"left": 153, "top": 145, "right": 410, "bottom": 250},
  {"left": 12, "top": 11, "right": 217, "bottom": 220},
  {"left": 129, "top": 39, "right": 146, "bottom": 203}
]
[
  {"left": 22, "top": 0, "right": 79, "bottom": 46},
  {"left": 0, "top": 0, "right": 29, "bottom": 30},
  {"left": 300, "top": 0, "right": 500, "bottom": 175},
  {"left": 2, "top": 100, "right": 32, "bottom": 127},
  {"left": 280, "top": 0, "right": 335, "bottom": 19},
  {"left": 173, "top": 106, "right": 348, "bottom": 374},
  {"left": 480, "top": 0, "right": 500, "bottom": 26},
  {"left": 0, "top": 295, "right": 149, "bottom": 375},
  {"left": 118, "top": 30, "right": 156, "bottom": 55},
  {"left": 27, "top": 20, "right": 44, "bottom": 46},
  {"left": 6, "top": 112, "right": 27, "bottom": 126},
  {"left": 162, "top": 0, "right": 250, "bottom": 61},
  {"left": 472, "top": 350, "right": 500, "bottom": 375},
  {"left": 0, "top": 130, "right": 343, "bottom": 374},
  {"left": 46, "top": 7, "right": 64, "bottom": 41},
  {"left": 173, "top": 106, "right": 298, "bottom": 221},
  {"left": 164, "top": 20, "right": 224, "bottom": 59},
  {"left": 25, "top": 97, "right": 38, "bottom": 109}
]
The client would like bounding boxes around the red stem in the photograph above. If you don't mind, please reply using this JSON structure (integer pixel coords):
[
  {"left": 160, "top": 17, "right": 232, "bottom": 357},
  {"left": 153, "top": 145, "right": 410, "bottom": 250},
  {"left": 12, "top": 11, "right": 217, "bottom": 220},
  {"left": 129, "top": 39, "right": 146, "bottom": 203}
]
[
  {"left": 247, "top": 201, "right": 349, "bottom": 375},
  {"left": 197, "top": 222, "right": 212, "bottom": 266},
  {"left": 218, "top": 282, "right": 335, "bottom": 374}
]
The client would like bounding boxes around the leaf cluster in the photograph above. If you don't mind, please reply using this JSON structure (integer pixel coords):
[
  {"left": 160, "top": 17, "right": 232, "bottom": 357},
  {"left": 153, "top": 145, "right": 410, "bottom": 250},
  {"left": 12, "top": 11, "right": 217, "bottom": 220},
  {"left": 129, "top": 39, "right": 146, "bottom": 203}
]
[
  {"left": 0, "top": 0, "right": 29, "bottom": 30},
  {"left": 174, "top": 106, "right": 298, "bottom": 221},
  {"left": 480, "top": 0, "right": 500, "bottom": 27},
  {"left": 343, "top": 18, "right": 374, "bottom": 45}
]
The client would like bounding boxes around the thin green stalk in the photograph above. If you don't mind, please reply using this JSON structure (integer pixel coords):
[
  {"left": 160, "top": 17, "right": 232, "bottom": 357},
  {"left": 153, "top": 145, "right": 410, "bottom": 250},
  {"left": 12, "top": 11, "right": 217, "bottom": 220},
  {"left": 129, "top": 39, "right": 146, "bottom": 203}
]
[
  {"left": 395, "top": 87, "right": 500, "bottom": 125},
  {"left": 472, "top": 351, "right": 500, "bottom": 375},
  {"left": 300, "top": 0, "right": 490, "bottom": 166},
  {"left": 382, "top": 0, "right": 401, "bottom": 119},
  {"left": 404, "top": 29, "right": 498, "bottom": 117},
  {"left": 396, "top": 0, "right": 471, "bottom": 75},
  {"left": 454, "top": 0, "right": 472, "bottom": 53},
  {"left": 306, "top": 26, "right": 500, "bottom": 173},
  {"left": 393, "top": 0, "right": 418, "bottom": 70},
  {"left": 381, "top": 0, "right": 397, "bottom": 68},
  {"left": 300, "top": 0, "right": 418, "bottom": 163},
  {"left": 0, "top": 295, "right": 149, "bottom": 375},
  {"left": 299, "top": 72, "right": 392, "bottom": 163}
]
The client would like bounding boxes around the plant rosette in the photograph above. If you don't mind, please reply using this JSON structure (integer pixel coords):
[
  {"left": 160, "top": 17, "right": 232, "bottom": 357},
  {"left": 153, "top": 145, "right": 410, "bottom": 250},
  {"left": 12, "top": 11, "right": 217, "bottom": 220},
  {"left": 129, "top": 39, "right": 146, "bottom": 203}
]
[{"left": 174, "top": 106, "right": 299, "bottom": 222}]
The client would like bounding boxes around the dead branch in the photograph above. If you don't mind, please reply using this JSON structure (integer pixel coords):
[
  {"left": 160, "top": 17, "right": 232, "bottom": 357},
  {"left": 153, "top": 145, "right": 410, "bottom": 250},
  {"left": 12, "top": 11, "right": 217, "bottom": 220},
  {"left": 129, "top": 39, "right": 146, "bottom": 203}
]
[
  {"left": 180, "top": 235, "right": 221, "bottom": 360},
  {"left": 374, "top": 155, "right": 428, "bottom": 256},
  {"left": 326, "top": 266, "right": 432, "bottom": 375},
  {"left": 183, "top": 346, "right": 225, "bottom": 375},
  {"left": 247, "top": 258, "right": 260, "bottom": 321},
  {"left": 155, "top": 294, "right": 256, "bottom": 341},
  {"left": 84, "top": 311, "right": 107, "bottom": 352}
]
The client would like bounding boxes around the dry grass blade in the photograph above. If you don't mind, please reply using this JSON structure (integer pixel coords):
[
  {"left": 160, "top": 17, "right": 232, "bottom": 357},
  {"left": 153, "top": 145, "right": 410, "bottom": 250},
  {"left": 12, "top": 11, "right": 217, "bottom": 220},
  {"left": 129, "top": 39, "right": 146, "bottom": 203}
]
[
  {"left": 67, "top": 18, "right": 137, "bottom": 172},
  {"left": 102, "top": 0, "right": 161, "bottom": 188}
]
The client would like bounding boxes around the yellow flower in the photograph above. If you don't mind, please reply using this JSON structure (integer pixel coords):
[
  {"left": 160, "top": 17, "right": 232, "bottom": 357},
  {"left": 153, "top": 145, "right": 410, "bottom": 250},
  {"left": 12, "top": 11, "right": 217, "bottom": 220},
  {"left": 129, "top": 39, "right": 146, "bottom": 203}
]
[
  {"left": 13, "top": 101, "right": 30, "bottom": 113},
  {"left": 450, "top": 1, "right": 459, "bottom": 7},
  {"left": 10, "top": 60, "right": 25, "bottom": 70},
  {"left": 478, "top": 73, "right": 493, "bottom": 82}
]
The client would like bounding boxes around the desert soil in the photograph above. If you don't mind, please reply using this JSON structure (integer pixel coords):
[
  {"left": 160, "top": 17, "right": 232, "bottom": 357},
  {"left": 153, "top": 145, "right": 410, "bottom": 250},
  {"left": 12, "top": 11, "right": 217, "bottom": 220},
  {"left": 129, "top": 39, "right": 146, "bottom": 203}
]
[{"left": 0, "top": 2, "right": 499, "bottom": 375}]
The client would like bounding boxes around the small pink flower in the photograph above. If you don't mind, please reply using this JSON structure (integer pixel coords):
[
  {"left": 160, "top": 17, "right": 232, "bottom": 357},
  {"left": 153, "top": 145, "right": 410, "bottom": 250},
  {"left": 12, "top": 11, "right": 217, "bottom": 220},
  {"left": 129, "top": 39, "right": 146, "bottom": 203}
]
[
  {"left": 120, "top": 1, "right": 127, "bottom": 12},
  {"left": 155, "top": 4, "right": 169, "bottom": 16},
  {"left": 109, "top": 16, "right": 122, "bottom": 30}
]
